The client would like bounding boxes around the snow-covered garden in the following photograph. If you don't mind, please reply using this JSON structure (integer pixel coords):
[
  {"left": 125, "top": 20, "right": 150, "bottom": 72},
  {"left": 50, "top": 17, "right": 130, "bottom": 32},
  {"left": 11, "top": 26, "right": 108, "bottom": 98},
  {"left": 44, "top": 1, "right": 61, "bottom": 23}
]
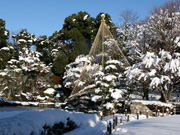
[{"left": 0, "top": 1, "right": 180, "bottom": 135}]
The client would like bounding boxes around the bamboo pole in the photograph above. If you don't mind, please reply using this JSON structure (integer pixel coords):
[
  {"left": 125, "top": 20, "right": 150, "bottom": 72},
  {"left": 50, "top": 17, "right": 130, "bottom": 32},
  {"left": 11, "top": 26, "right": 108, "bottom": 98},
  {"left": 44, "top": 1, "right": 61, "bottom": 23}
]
[{"left": 101, "top": 15, "right": 105, "bottom": 70}]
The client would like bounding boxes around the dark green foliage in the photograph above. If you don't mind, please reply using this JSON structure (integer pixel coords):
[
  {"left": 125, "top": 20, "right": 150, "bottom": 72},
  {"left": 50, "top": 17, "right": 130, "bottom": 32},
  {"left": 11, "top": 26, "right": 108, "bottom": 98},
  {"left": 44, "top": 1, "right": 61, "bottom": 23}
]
[
  {"left": 0, "top": 19, "right": 10, "bottom": 69},
  {"left": 95, "top": 13, "right": 117, "bottom": 37},
  {"left": 34, "top": 35, "right": 52, "bottom": 64},
  {"left": 0, "top": 19, "right": 9, "bottom": 49},
  {"left": 40, "top": 117, "right": 77, "bottom": 135},
  {"left": 49, "top": 11, "right": 116, "bottom": 65},
  {"left": 0, "top": 48, "right": 12, "bottom": 69},
  {"left": 52, "top": 51, "right": 69, "bottom": 75},
  {"left": 35, "top": 35, "right": 48, "bottom": 52},
  {"left": 62, "top": 11, "right": 95, "bottom": 61},
  {"left": 14, "top": 29, "right": 35, "bottom": 49}
]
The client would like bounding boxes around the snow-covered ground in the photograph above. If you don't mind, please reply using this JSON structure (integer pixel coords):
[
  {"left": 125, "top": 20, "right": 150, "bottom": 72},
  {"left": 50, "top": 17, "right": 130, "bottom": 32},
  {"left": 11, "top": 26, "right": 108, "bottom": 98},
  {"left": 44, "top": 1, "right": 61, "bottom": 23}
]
[
  {"left": 0, "top": 109, "right": 103, "bottom": 135},
  {"left": 113, "top": 115, "right": 180, "bottom": 135},
  {"left": 0, "top": 108, "right": 179, "bottom": 135}
]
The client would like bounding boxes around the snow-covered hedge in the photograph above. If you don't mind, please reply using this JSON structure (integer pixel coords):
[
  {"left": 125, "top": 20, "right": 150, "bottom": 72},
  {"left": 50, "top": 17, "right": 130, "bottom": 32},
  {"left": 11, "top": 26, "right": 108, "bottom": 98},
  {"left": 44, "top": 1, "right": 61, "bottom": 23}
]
[{"left": 0, "top": 109, "right": 99, "bottom": 135}]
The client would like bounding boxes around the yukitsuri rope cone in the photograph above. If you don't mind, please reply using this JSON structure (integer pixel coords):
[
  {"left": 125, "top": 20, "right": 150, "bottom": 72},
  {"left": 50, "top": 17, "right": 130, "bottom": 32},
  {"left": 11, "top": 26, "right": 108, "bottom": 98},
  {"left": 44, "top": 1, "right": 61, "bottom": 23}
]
[{"left": 70, "top": 14, "right": 130, "bottom": 96}]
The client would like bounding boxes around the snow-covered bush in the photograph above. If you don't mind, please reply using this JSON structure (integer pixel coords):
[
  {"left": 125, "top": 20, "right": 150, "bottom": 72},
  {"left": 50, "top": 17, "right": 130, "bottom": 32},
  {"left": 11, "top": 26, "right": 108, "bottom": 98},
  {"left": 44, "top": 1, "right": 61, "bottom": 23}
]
[{"left": 127, "top": 50, "right": 180, "bottom": 103}]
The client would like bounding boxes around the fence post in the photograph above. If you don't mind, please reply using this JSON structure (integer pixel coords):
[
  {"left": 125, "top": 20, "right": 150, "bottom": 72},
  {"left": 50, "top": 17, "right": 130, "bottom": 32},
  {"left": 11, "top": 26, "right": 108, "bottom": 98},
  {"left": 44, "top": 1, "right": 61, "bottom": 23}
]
[
  {"left": 155, "top": 106, "right": 158, "bottom": 116},
  {"left": 137, "top": 110, "right": 139, "bottom": 120},
  {"left": 157, "top": 109, "right": 160, "bottom": 117},
  {"left": 168, "top": 108, "right": 170, "bottom": 115},
  {"left": 109, "top": 121, "right": 112, "bottom": 134},
  {"left": 127, "top": 115, "right": 129, "bottom": 122},
  {"left": 107, "top": 123, "right": 110, "bottom": 134},
  {"left": 166, "top": 108, "right": 169, "bottom": 116},
  {"left": 173, "top": 107, "right": 176, "bottom": 115},
  {"left": 162, "top": 107, "right": 164, "bottom": 117},
  {"left": 113, "top": 118, "right": 116, "bottom": 129},
  {"left": 125, "top": 109, "right": 127, "bottom": 116},
  {"left": 112, "top": 109, "right": 115, "bottom": 117},
  {"left": 120, "top": 116, "right": 123, "bottom": 124},
  {"left": 115, "top": 116, "right": 118, "bottom": 126},
  {"left": 146, "top": 110, "right": 148, "bottom": 119},
  {"left": 100, "top": 111, "right": 103, "bottom": 120}
]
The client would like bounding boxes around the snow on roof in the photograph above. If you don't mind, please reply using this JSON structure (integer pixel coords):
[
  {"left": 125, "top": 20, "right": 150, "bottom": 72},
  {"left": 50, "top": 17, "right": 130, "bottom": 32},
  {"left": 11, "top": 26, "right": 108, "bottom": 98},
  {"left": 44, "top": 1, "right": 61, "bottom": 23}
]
[
  {"left": 83, "top": 14, "right": 88, "bottom": 20},
  {"left": 44, "top": 88, "right": 56, "bottom": 95}
]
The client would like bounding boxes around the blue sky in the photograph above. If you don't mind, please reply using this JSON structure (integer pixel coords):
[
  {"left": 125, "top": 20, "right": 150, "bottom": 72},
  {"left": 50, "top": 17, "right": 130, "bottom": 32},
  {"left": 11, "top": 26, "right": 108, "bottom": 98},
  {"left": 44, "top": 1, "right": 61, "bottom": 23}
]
[{"left": 0, "top": 0, "right": 171, "bottom": 37}]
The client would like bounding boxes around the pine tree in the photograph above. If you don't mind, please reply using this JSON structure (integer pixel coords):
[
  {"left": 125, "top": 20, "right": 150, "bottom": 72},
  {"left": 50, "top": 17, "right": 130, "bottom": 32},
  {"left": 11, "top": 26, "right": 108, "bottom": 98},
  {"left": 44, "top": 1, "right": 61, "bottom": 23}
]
[
  {"left": 62, "top": 11, "right": 95, "bottom": 62},
  {"left": 52, "top": 50, "right": 68, "bottom": 76},
  {"left": 0, "top": 19, "right": 10, "bottom": 69},
  {"left": 0, "top": 19, "right": 9, "bottom": 48}
]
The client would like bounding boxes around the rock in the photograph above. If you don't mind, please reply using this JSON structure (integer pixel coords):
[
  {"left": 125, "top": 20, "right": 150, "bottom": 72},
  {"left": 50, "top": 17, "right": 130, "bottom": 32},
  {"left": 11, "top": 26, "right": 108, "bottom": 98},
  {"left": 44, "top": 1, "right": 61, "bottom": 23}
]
[{"left": 130, "top": 101, "right": 154, "bottom": 116}]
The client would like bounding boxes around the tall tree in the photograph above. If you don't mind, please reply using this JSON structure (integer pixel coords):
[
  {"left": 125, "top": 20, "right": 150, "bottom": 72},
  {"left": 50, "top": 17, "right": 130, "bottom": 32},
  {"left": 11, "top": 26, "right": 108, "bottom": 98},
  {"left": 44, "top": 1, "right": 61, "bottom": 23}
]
[
  {"left": 0, "top": 19, "right": 11, "bottom": 69},
  {"left": 0, "top": 19, "right": 9, "bottom": 48},
  {"left": 61, "top": 11, "right": 95, "bottom": 62},
  {"left": 119, "top": 9, "right": 139, "bottom": 28},
  {"left": 126, "top": 0, "right": 180, "bottom": 101}
]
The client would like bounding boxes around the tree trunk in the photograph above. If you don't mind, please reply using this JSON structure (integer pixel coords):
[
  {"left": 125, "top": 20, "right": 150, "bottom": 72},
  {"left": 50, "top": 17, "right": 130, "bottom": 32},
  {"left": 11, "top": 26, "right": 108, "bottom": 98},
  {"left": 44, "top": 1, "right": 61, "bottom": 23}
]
[
  {"left": 160, "top": 92, "right": 166, "bottom": 102},
  {"left": 160, "top": 87, "right": 168, "bottom": 103},
  {"left": 143, "top": 85, "right": 149, "bottom": 100}
]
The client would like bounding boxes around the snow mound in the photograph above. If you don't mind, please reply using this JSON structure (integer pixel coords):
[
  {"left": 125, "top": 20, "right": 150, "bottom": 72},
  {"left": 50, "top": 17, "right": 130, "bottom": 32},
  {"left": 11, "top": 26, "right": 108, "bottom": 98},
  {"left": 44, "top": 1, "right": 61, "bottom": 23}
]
[
  {"left": 133, "top": 100, "right": 174, "bottom": 108},
  {"left": 0, "top": 109, "right": 100, "bottom": 135}
]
